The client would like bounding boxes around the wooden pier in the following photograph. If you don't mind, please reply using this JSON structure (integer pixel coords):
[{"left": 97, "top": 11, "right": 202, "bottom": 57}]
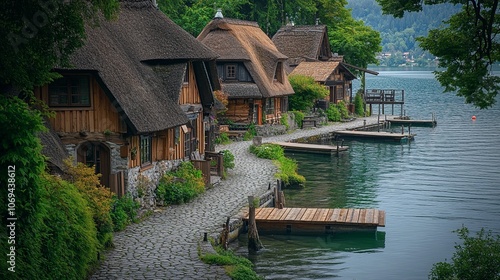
[
  {"left": 272, "top": 141, "right": 349, "bottom": 155},
  {"left": 242, "top": 207, "right": 385, "bottom": 235},
  {"left": 334, "top": 130, "right": 415, "bottom": 142},
  {"left": 388, "top": 119, "right": 437, "bottom": 127}
]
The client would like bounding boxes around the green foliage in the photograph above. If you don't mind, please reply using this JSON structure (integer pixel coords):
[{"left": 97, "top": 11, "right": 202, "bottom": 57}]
[
  {"left": 156, "top": 161, "right": 205, "bottom": 205},
  {"left": 243, "top": 123, "right": 257, "bottom": 141},
  {"left": 429, "top": 226, "right": 500, "bottom": 280},
  {"left": 0, "top": 0, "right": 119, "bottom": 91},
  {"left": 64, "top": 158, "right": 115, "bottom": 248},
  {"left": 38, "top": 174, "right": 99, "bottom": 280},
  {"left": 326, "top": 104, "right": 341, "bottom": 122},
  {"left": 200, "top": 245, "right": 262, "bottom": 280},
  {"left": 288, "top": 75, "right": 329, "bottom": 111},
  {"left": 375, "top": 0, "right": 500, "bottom": 109},
  {"left": 215, "top": 132, "right": 231, "bottom": 145},
  {"left": 290, "top": 110, "right": 305, "bottom": 128},
  {"left": 337, "top": 101, "right": 350, "bottom": 119},
  {"left": 110, "top": 194, "right": 140, "bottom": 232},
  {"left": 280, "top": 112, "right": 289, "bottom": 130},
  {"left": 354, "top": 91, "right": 365, "bottom": 116},
  {"left": 249, "top": 143, "right": 284, "bottom": 160},
  {"left": 0, "top": 96, "right": 47, "bottom": 279},
  {"left": 221, "top": 150, "right": 235, "bottom": 170},
  {"left": 249, "top": 144, "right": 305, "bottom": 187}
]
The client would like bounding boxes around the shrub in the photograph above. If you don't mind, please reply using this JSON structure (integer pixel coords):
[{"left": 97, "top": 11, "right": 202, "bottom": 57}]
[
  {"left": 429, "top": 226, "right": 500, "bottom": 280},
  {"left": 280, "top": 112, "right": 289, "bottom": 129},
  {"left": 156, "top": 161, "right": 205, "bottom": 205},
  {"left": 288, "top": 74, "right": 329, "bottom": 111},
  {"left": 326, "top": 104, "right": 341, "bottom": 122},
  {"left": 64, "top": 158, "right": 114, "bottom": 248},
  {"left": 221, "top": 150, "right": 235, "bottom": 170},
  {"left": 290, "top": 110, "right": 304, "bottom": 128},
  {"left": 354, "top": 91, "right": 365, "bottom": 116},
  {"left": 200, "top": 245, "right": 261, "bottom": 280},
  {"left": 249, "top": 143, "right": 284, "bottom": 160},
  {"left": 111, "top": 194, "right": 140, "bottom": 231},
  {"left": 243, "top": 123, "right": 257, "bottom": 140},
  {"left": 38, "top": 174, "right": 99, "bottom": 279},
  {"left": 337, "top": 101, "right": 350, "bottom": 119},
  {"left": 215, "top": 132, "right": 231, "bottom": 145}
]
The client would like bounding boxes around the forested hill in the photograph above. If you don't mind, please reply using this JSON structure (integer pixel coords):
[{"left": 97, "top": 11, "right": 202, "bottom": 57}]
[{"left": 347, "top": 0, "right": 461, "bottom": 66}]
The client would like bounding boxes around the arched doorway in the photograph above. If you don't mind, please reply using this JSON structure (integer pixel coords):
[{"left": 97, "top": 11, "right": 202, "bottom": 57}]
[{"left": 77, "top": 141, "right": 111, "bottom": 188}]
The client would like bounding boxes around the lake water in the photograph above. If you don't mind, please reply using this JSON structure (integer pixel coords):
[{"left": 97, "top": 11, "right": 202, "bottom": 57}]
[{"left": 232, "top": 70, "right": 500, "bottom": 279}]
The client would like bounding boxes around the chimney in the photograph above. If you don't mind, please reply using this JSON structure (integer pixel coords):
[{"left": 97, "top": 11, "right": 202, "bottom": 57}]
[
  {"left": 152, "top": 0, "right": 158, "bottom": 8},
  {"left": 214, "top": 8, "right": 223, "bottom": 19},
  {"left": 315, "top": 18, "right": 319, "bottom": 25}
]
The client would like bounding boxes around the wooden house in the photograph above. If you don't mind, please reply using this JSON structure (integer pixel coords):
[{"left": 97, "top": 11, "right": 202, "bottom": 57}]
[
  {"left": 35, "top": 0, "right": 220, "bottom": 201},
  {"left": 290, "top": 61, "right": 356, "bottom": 105},
  {"left": 197, "top": 13, "right": 294, "bottom": 125}
]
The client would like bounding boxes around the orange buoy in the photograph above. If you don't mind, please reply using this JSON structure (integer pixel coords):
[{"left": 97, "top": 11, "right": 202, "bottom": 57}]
[{"left": 472, "top": 115, "right": 476, "bottom": 120}]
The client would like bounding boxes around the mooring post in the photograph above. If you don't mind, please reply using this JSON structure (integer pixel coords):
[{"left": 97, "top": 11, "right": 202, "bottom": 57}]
[
  {"left": 248, "top": 196, "right": 263, "bottom": 251},
  {"left": 363, "top": 119, "right": 366, "bottom": 129},
  {"left": 409, "top": 124, "right": 411, "bottom": 137},
  {"left": 401, "top": 125, "right": 404, "bottom": 135}
]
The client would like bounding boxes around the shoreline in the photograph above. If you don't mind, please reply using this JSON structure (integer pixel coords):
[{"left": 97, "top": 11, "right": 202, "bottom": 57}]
[{"left": 90, "top": 115, "right": 384, "bottom": 279}]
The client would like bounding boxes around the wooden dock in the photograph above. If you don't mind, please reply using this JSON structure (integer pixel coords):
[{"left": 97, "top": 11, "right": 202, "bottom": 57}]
[
  {"left": 387, "top": 119, "right": 437, "bottom": 127},
  {"left": 242, "top": 207, "right": 385, "bottom": 235},
  {"left": 272, "top": 141, "right": 349, "bottom": 155},
  {"left": 334, "top": 130, "right": 415, "bottom": 142}
]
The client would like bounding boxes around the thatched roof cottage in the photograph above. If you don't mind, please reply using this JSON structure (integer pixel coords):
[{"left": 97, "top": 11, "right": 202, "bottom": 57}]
[
  {"left": 35, "top": 0, "right": 220, "bottom": 203},
  {"left": 198, "top": 12, "right": 294, "bottom": 125}
]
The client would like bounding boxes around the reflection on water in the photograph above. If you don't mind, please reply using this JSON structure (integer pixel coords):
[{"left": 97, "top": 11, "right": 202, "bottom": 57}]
[{"left": 233, "top": 71, "right": 500, "bottom": 280}]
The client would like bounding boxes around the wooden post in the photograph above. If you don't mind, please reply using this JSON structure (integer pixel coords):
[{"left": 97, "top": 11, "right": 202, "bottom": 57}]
[
  {"left": 401, "top": 125, "right": 404, "bottom": 135},
  {"left": 247, "top": 196, "right": 263, "bottom": 251},
  {"left": 220, "top": 216, "right": 230, "bottom": 250}
]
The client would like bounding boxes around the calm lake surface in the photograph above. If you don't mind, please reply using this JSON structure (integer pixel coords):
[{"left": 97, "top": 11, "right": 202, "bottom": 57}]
[{"left": 232, "top": 70, "right": 500, "bottom": 279}]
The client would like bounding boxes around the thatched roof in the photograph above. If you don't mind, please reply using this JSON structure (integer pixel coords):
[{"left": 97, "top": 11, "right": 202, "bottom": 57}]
[
  {"left": 291, "top": 61, "right": 356, "bottom": 82},
  {"left": 198, "top": 17, "right": 294, "bottom": 99},
  {"left": 60, "top": 0, "right": 220, "bottom": 134},
  {"left": 39, "top": 121, "right": 68, "bottom": 174},
  {"left": 272, "top": 25, "right": 331, "bottom": 69}
]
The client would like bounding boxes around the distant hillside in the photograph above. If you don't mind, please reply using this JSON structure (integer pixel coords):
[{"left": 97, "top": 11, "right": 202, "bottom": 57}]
[{"left": 347, "top": 0, "right": 461, "bottom": 66}]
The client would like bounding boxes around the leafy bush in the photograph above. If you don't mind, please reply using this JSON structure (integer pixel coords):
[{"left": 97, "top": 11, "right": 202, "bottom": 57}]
[
  {"left": 290, "top": 110, "right": 304, "bottom": 128},
  {"left": 38, "top": 174, "right": 99, "bottom": 279},
  {"left": 249, "top": 144, "right": 305, "bottom": 187},
  {"left": 111, "top": 194, "right": 140, "bottom": 231},
  {"left": 326, "top": 104, "right": 341, "bottom": 121},
  {"left": 337, "top": 101, "right": 350, "bottom": 119},
  {"left": 156, "top": 161, "right": 205, "bottom": 205},
  {"left": 280, "top": 112, "right": 289, "bottom": 129},
  {"left": 215, "top": 132, "right": 231, "bottom": 145},
  {"left": 429, "top": 226, "right": 500, "bottom": 280},
  {"left": 221, "top": 150, "right": 235, "bottom": 170},
  {"left": 64, "top": 158, "right": 114, "bottom": 248},
  {"left": 243, "top": 123, "right": 257, "bottom": 140},
  {"left": 354, "top": 91, "right": 365, "bottom": 116},
  {"left": 288, "top": 74, "right": 329, "bottom": 111}
]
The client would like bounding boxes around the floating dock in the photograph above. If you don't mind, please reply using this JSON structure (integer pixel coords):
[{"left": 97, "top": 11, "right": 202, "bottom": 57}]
[
  {"left": 387, "top": 119, "right": 437, "bottom": 127},
  {"left": 334, "top": 130, "right": 415, "bottom": 142},
  {"left": 242, "top": 207, "right": 385, "bottom": 235},
  {"left": 272, "top": 141, "right": 349, "bottom": 155}
]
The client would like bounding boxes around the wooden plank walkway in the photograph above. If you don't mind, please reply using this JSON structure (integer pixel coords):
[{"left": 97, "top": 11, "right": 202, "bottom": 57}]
[
  {"left": 242, "top": 207, "right": 385, "bottom": 234},
  {"left": 272, "top": 141, "right": 349, "bottom": 155},
  {"left": 388, "top": 119, "right": 437, "bottom": 127},
  {"left": 334, "top": 130, "right": 415, "bottom": 142}
]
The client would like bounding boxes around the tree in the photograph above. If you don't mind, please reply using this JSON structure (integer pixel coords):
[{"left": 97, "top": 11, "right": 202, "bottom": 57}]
[
  {"left": 429, "top": 226, "right": 500, "bottom": 280},
  {"left": 376, "top": 0, "right": 500, "bottom": 109},
  {"left": 288, "top": 75, "right": 329, "bottom": 111}
]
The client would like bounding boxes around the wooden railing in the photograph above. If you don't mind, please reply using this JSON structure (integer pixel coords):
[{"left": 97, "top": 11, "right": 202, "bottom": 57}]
[{"left": 364, "top": 89, "right": 405, "bottom": 104}]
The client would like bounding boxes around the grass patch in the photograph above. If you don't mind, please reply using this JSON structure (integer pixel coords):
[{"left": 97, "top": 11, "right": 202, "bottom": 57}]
[
  {"left": 200, "top": 245, "right": 262, "bottom": 280},
  {"left": 249, "top": 143, "right": 305, "bottom": 187}
]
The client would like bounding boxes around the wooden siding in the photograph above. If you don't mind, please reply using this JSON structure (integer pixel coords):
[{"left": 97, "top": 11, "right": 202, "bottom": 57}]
[
  {"left": 180, "top": 62, "right": 201, "bottom": 104},
  {"left": 34, "top": 76, "right": 123, "bottom": 134}
]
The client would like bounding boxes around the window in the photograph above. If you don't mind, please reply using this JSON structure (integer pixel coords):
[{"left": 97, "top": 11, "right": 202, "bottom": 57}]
[
  {"left": 274, "top": 62, "right": 283, "bottom": 83},
  {"left": 183, "top": 65, "right": 189, "bottom": 84},
  {"left": 238, "top": 65, "right": 252, "bottom": 82},
  {"left": 266, "top": 98, "right": 275, "bottom": 115},
  {"left": 140, "top": 135, "right": 152, "bottom": 166},
  {"left": 225, "top": 64, "right": 237, "bottom": 80},
  {"left": 49, "top": 75, "right": 90, "bottom": 107}
]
